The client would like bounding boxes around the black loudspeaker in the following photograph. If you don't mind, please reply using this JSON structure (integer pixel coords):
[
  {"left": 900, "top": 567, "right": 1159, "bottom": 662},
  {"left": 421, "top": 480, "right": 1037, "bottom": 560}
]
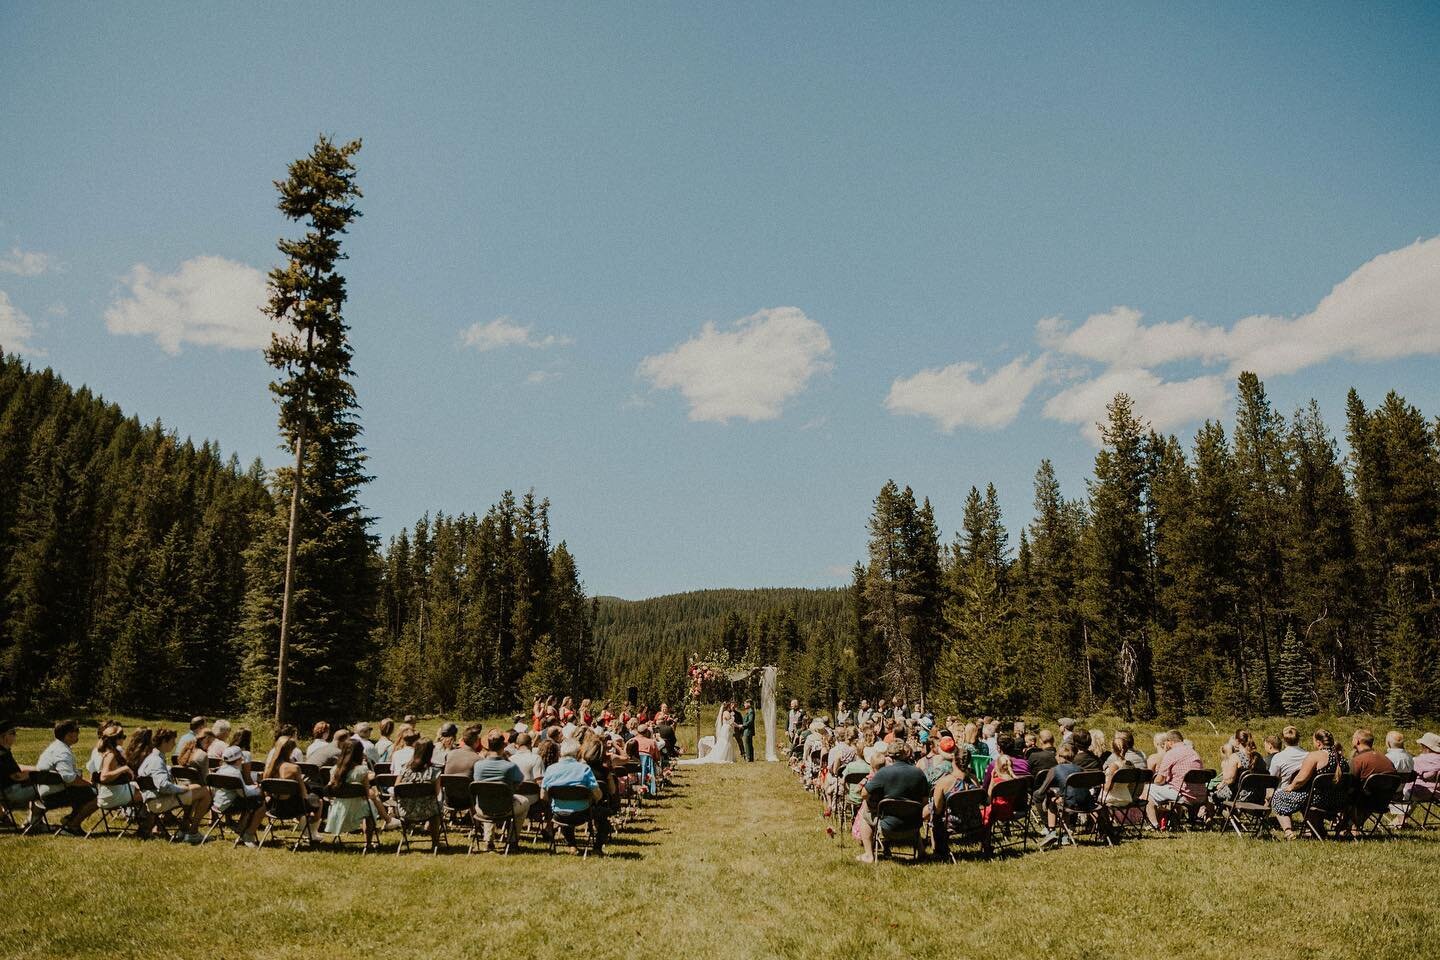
[{"left": 627, "top": 686, "right": 638, "bottom": 705}]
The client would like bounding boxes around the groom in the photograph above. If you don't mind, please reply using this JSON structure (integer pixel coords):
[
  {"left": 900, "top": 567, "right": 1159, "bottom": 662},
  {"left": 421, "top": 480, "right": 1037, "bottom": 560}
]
[{"left": 739, "top": 699, "right": 756, "bottom": 762}]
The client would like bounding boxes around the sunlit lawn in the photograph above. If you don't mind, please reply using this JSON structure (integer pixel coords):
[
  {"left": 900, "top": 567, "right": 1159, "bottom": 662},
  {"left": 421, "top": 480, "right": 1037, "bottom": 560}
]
[{"left": 3, "top": 709, "right": 1439, "bottom": 959}]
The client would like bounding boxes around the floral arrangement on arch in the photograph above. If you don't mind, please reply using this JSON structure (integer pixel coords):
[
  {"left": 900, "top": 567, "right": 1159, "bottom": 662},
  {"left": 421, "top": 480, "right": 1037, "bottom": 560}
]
[{"left": 685, "top": 651, "right": 758, "bottom": 713}]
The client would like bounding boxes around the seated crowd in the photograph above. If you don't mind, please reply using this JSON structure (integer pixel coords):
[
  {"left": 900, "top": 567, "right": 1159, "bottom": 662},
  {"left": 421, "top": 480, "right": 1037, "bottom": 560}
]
[
  {"left": 0, "top": 698, "right": 683, "bottom": 855},
  {"left": 785, "top": 697, "right": 1440, "bottom": 861}
]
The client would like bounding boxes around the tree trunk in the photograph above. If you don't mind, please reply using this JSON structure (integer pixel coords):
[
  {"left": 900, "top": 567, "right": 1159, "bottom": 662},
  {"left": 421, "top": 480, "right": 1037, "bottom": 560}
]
[{"left": 274, "top": 417, "right": 307, "bottom": 726}]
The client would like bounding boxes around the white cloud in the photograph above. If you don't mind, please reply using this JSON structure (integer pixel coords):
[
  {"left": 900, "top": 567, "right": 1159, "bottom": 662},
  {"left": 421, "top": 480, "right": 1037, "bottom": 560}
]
[
  {"left": 1038, "top": 307, "right": 1231, "bottom": 368},
  {"left": 1038, "top": 236, "right": 1440, "bottom": 377},
  {"left": 0, "top": 291, "right": 43, "bottom": 356},
  {"left": 461, "top": 316, "right": 572, "bottom": 352},
  {"left": 104, "top": 256, "right": 268, "bottom": 354},
  {"left": 638, "top": 306, "right": 833, "bottom": 423},
  {"left": 885, "top": 355, "right": 1048, "bottom": 431},
  {"left": 1042, "top": 368, "right": 1228, "bottom": 442},
  {"left": 525, "top": 369, "right": 561, "bottom": 385},
  {"left": 893, "top": 235, "right": 1440, "bottom": 443},
  {"left": 0, "top": 247, "right": 55, "bottom": 276}
]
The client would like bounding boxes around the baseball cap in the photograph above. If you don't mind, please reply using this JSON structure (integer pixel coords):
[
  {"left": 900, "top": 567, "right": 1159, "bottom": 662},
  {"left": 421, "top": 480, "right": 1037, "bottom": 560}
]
[{"left": 222, "top": 745, "right": 244, "bottom": 763}]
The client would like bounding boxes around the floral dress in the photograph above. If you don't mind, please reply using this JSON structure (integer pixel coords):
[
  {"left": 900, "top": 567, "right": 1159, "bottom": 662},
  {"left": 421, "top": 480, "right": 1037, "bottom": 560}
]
[
  {"left": 394, "top": 766, "right": 439, "bottom": 822},
  {"left": 1271, "top": 751, "right": 1347, "bottom": 816}
]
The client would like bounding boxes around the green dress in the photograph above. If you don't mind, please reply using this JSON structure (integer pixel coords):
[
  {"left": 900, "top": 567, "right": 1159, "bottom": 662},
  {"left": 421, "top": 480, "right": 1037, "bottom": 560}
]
[{"left": 324, "top": 764, "right": 372, "bottom": 835}]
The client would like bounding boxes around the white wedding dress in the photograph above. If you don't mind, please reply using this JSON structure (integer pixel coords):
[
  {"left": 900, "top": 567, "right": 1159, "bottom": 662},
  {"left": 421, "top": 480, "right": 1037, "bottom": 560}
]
[{"left": 679, "top": 709, "right": 737, "bottom": 765}]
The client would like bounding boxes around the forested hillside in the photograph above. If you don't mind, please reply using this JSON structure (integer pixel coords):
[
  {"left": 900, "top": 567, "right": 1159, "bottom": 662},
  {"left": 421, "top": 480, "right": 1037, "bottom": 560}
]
[
  {"left": 0, "top": 352, "right": 271, "bottom": 716},
  {"left": 594, "top": 588, "right": 851, "bottom": 709}
]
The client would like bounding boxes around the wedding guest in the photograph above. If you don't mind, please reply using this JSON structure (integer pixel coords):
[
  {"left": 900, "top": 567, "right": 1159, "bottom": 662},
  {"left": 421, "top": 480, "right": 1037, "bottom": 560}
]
[
  {"left": 309, "top": 728, "right": 349, "bottom": 768},
  {"left": 36, "top": 719, "right": 98, "bottom": 835},
  {"left": 94, "top": 723, "right": 138, "bottom": 820},
  {"left": 213, "top": 744, "right": 264, "bottom": 846},
  {"left": 138, "top": 728, "right": 209, "bottom": 843},
  {"left": 1268, "top": 726, "right": 1308, "bottom": 788},
  {"left": 394, "top": 739, "right": 441, "bottom": 846},
  {"left": 432, "top": 723, "right": 458, "bottom": 770},
  {"left": 229, "top": 727, "right": 254, "bottom": 766},
  {"left": 176, "top": 716, "right": 207, "bottom": 758},
  {"left": 856, "top": 740, "right": 927, "bottom": 864},
  {"left": 511, "top": 732, "right": 545, "bottom": 782},
  {"left": 305, "top": 721, "right": 332, "bottom": 761},
  {"left": 1270, "top": 729, "right": 1348, "bottom": 840},
  {"left": 206, "top": 719, "right": 233, "bottom": 760},
  {"left": 323, "top": 739, "right": 377, "bottom": 841},
  {"left": 1386, "top": 731, "right": 1414, "bottom": 774},
  {"left": 473, "top": 729, "right": 529, "bottom": 849},
  {"left": 353, "top": 721, "right": 379, "bottom": 765},
  {"left": 1070, "top": 729, "right": 1101, "bottom": 771},
  {"left": 1350, "top": 728, "right": 1395, "bottom": 781},
  {"left": 541, "top": 739, "right": 602, "bottom": 852},
  {"left": 1027, "top": 730, "right": 1058, "bottom": 775},
  {"left": 390, "top": 727, "right": 419, "bottom": 771},
  {"left": 260, "top": 734, "right": 321, "bottom": 830},
  {"left": 443, "top": 725, "right": 482, "bottom": 777},
  {"left": 374, "top": 719, "right": 396, "bottom": 765},
  {"left": 0, "top": 721, "right": 37, "bottom": 813}
]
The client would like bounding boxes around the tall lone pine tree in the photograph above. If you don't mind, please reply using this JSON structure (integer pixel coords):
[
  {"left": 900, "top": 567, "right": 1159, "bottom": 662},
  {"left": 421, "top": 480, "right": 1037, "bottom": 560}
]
[{"left": 240, "top": 135, "right": 379, "bottom": 725}]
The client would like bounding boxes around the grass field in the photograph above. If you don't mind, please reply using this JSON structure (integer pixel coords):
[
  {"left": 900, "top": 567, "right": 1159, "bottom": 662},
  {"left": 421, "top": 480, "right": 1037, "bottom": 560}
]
[{"left": 4, "top": 711, "right": 1439, "bottom": 960}]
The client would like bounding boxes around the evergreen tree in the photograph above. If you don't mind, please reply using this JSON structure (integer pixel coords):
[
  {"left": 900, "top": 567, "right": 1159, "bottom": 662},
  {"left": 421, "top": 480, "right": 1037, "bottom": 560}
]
[
  {"left": 240, "top": 135, "right": 378, "bottom": 725},
  {"left": 1233, "top": 372, "right": 1288, "bottom": 712},
  {"left": 1276, "top": 622, "right": 1317, "bottom": 716},
  {"left": 1079, "top": 395, "right": 1153, "bottom": 718}
]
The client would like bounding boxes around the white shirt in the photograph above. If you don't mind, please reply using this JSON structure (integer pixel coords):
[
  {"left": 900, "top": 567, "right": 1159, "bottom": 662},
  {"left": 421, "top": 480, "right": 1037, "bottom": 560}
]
[
  {"left": 1387, "top": 748, "right": 1415, "bottom": 774},
  {"left": 37, "top": 739, "right": 81, "bottom": 796},
  {"left": 512, "top": 747, "right": 545, "bottom": 782},
  {"left": 391, "top": 747, "right": 414, "bottom": 772},
  {"left": 138, "top": 749, "right": 183, "bottom": 798}
]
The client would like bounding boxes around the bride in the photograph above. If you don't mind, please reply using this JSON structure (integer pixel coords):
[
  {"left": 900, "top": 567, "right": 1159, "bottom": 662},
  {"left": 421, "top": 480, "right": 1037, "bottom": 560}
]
[{"left": 679, "top": 701, "right": 738, "bottom": 765}]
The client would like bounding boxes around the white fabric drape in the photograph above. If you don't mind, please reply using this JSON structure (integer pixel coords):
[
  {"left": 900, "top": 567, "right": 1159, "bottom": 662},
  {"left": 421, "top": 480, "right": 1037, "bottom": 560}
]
[{"left": 762, "top": 665, "right": 779, "bottom": 762}]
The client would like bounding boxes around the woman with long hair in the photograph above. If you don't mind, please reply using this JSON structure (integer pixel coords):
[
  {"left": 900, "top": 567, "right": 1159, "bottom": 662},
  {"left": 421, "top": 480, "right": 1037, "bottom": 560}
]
[
  {"left": 1270, "top": 728, "right": 1348, "bottom": 839},
  {"left": 230, "top": 727, "right": 254, "bottom": 768},
  {"left": 138, "top": 728, "right": 209, "bottom": 843},
  {"left": 393, "top": 738, "right": 441, "bottom": 847},
  {"left": 263, "top": 734, "right": 321, "bottom": 828},
  {"left": 95, "top": 723, "right": 137, "bottom": 814},
  {"left": 324, "top": 738, "right": 375, "bottom": 840}
]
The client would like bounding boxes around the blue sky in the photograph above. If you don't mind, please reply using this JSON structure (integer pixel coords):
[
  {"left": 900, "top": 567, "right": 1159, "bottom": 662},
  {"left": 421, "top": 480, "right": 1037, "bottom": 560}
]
[{"left": 3, "top": 4, "right": 1439, "bottom": 598}]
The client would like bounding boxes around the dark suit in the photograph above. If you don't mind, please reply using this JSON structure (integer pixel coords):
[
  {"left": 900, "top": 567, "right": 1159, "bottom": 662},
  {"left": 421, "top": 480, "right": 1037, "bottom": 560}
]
[{"left": 739, "top": 708, "right": 756, "bottom": 762}]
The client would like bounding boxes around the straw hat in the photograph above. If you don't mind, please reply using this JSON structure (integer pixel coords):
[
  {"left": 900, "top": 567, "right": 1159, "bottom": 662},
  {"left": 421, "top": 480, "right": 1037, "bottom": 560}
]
[{"left": 1417, "top": 732, "right": 1440, "bottom": 753}]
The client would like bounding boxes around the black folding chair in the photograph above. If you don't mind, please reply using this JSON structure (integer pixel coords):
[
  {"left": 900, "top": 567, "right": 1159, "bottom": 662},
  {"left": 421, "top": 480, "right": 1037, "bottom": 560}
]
[
  {"left": 547, "top": 785, "right": 600, "bottom": 857},
  {"left": 986, "top": 775, "right": 1034, "bottom": 855},
  {"left": 1357, "top": 773, "right": 1406, "bottom": 838},
  {"left": 1410, "top": 769, "right": 1440, "bottom": 829},
  {"left": 1220, "top": 773, "right": 1278, "bottom": 839},
  {"left": 874, "top": 798, "right": 926, "bottom": 861},
  {"left": 438, "top": 774, "right": 474, "bottom": 830},
  {"left": 469, "top": 781, "right": 517, "bottom": 854},
  {"left": 1105, "top": 767, "right": 1150, "bottom": 841},
  {"left": 1301, "top": 773, "right": 1353, "bottom": 840},
  {"left": 258, "top": 778, "right": 317, "bottom": 851},
  {"left": 201, "top": 774, "right": 250, "bottom": 847},
  {"left": 1156, "top": 769, "right": 1215, "bottom": 830},
  {"left": 942, "top": 788, "right": 988, "bottom": 861},
  {"left": 390, "top": 780, "right": 444, "bottom": 855},
  {"left": 86, "top": 779, "right": 144, "bottom": 839},
  {"left": 1055, "top": 770, "right": 1109, "bottom": 846},
  {"left": 833, "top": 771, "right": 867, "bottom": 841},
  {"left": 324, "top": 781, "right": 378, "bottom": 853}
]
